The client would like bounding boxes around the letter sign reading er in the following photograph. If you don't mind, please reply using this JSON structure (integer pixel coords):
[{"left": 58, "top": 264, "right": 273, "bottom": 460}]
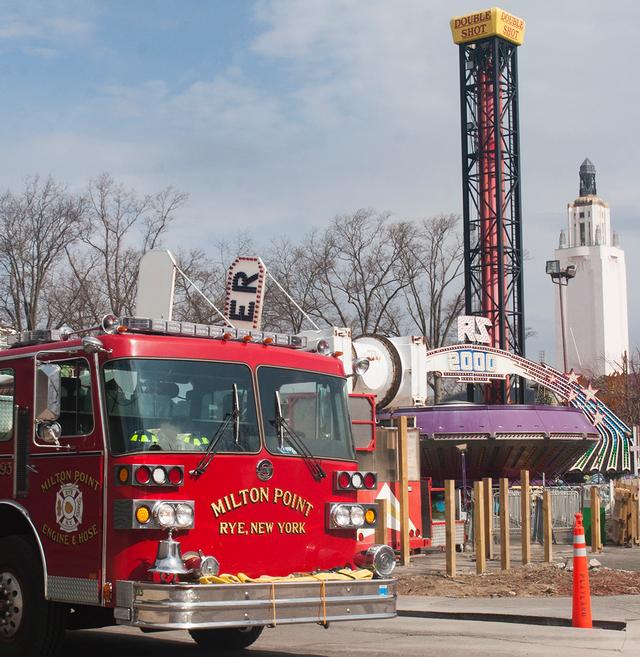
[{"left": 224, "top": 256, "right": 267, "bottom": 330}]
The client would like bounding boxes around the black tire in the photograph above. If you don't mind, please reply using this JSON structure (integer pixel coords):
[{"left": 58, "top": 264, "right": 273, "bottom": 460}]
[
  {"left": 189, "top": 626, "right": 264, "bottom": 651},
  {"left": 0, "top": 535, "right": 67, "bottom": 657}
]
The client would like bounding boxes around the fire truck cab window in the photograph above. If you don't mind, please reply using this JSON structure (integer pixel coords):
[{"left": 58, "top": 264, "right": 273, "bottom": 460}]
[
  {"left": 258, "top": 367, "right": 354, "bottom": 460},
  {"left": 57, "top": 359, "right": 94, "bottom": 436},
  {"left": 104, "top": 359, "right": 260, "bottom": 455},
  {"left": 0, "top": 369, "right": 14, "bottom": 441}
]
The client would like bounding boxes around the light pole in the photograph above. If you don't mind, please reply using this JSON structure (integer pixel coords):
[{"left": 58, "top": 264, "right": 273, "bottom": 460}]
[
  {"left": 456, "top": 443, "right": 468, "bottom": 511},
  {"left": 545, "top": 260, "right": 576, "bottom": 373}
]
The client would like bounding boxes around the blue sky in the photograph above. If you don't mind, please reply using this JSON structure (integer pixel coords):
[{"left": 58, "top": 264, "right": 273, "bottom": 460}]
[{"left": 1, "top": 1, "right": 639, "bottom": 367}]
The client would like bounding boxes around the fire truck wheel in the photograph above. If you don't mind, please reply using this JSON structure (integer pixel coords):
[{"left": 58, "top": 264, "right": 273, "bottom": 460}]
[
  {"left": 189, "top": 626, "right": 264, "bottom": 651},
  {"left": 0, "top": 535, "right": 67, "bottom": 657}
]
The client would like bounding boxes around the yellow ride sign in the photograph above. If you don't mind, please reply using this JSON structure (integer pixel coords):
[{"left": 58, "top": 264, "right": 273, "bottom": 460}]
[{"left": 450, "top": 7, "right": 525, "bottom": 46}]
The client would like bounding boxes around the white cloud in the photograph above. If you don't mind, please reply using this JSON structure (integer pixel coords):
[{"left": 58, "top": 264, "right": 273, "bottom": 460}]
[
  {"left": 22, "top": 46, "right": 57, "bottom": 58},
  {"left": 0, "top": 3, "right": 95, "bottom": 47},
  {"left": 3, "top": 0, "right": 639, "bottom": 361},
  {"left": 0, "top": 18, "right": 40, "bottom": 39}
]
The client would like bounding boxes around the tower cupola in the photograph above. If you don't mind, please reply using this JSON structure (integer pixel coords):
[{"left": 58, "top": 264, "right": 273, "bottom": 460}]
[{"left": 579, "top": 157, "right": 597, "bottom": 197}]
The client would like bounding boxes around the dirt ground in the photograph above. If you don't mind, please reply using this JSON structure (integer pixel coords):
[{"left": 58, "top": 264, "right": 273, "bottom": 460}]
[{"left": 396, "top": 563, "right": 640, "bottom": 598}]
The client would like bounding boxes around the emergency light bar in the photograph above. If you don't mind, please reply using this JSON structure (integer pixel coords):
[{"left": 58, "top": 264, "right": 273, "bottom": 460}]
[
  {"left": 117, "top": 317, "right": 307, "bottom": 349},
  {"left": 7, "top": 329, "right": 65, "bottom": 347},
  {"left": 6, "top": 317, "right": 308, "bottom": 349}
]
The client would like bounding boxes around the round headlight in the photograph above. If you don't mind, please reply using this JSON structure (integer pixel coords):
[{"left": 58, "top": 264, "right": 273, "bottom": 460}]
[
  {"left": 135, "top": 465, "right": 151, "bottom": 485},
  {"left": 350, "top": 505, "right": 365, "bottom": 527},
  {"left": 354, "top": 544, "right": 396, "bottom": 577},
  {"left": 316, "top": 339, "right": 331, "bottom": 356},
  {"left": 152, "top": 466, "right": 167, "bottom": 485},
  {"left": 175, "top": 503, "right": 194, "bottom": 528},
  {"left": 352, "top": 356, "right": 370, "bottom": 376},
  {"left": 365, "top": 508, "right": 377, "bottom": 525},
  {"left": 332, "top": 504, "right": 351, "bottom": 528},
  {"left": 363, "top": 472, "right": 377, "bottom": 489},
  {"left": 371, "top": 544, "right": 396, "bottom": 578},
  {"left": 135, "top": 505, "right": 151, "bottom": 524},
  {"left": 154, "top": 502, "right": 176, "bottom": 528},
  {"left": 200, "top": 555, "right": 220, "bottom": 577},
  {"left": 168, "top": 466, "right": 183, "bottom": 485}
]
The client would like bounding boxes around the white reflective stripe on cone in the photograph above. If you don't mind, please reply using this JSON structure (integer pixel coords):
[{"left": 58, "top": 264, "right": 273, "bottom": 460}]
[{"left": 574, "top": 548, "right": 587, "bottom": 557}]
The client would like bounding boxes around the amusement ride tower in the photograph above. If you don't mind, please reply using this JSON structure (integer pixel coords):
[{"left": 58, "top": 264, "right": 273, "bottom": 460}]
[{"left": 450, "top": 9, "right": 526, "bottom": 403}]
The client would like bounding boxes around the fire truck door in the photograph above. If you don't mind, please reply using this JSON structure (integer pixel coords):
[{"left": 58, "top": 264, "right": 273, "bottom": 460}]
[
  {"left": 0, "top": 363, "right": 17, "bottom": 500},
  {"left": 24, "top": 355, "right": 104, "bottom": 606}
]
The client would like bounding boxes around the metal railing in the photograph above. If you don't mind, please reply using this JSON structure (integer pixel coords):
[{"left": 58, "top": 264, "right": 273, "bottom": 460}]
[{"left": 491, "top": 487, "right": 581, "bottom": 533}]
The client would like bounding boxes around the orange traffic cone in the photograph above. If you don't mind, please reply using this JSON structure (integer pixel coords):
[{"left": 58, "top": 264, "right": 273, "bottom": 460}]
[{"left": 572, "top": 512, "right": 592, "bottom": 628}]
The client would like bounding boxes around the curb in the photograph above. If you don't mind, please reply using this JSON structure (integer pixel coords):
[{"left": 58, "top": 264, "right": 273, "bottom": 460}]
[{"left": 397, "top": 609, "right": 626, "bottom": 631}]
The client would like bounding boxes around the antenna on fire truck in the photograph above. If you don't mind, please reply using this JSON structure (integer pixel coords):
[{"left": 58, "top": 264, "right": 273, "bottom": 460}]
[{"left": 266, "top": 272, "right": 320, "bottom": 331}]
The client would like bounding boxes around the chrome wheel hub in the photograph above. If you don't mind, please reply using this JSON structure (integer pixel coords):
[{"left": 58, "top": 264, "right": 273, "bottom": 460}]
[{"left": 0, "top": 571, "right": 23, "bottom": 639}]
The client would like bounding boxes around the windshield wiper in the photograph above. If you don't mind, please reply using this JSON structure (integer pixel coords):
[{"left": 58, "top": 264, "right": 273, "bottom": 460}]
[
  {"left": 232, "top": 383, "right": 241, "bottom": 446},
  {"left": 273, "top": 391, "right": 326, "bottom": 481},
  {"left": 190, "top": 384, "right": 240, "bottom": 478}
]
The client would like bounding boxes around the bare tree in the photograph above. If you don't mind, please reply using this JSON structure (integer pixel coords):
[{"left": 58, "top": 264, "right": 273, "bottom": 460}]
[
  {"left": 303, "top": 209, "right": 412, "bottom": 335},
  {"left": 262, "top": 237, "right": 324, "bottom": 333},
  {"left": 590, "top": 351, "right": 640, "bottom": 428},
  {"left": 397, "top": 214, "right": 465, "bottom": 401},
  {"left": 47, "top": 249, "right": 104, "bottom": 328},
  {"left": 69, "top": 174, "right": 187, "bottom": 319},
  {"left": 0, "top": 177, "right": 84, "bottom": 330},
  {"left": 259, "top": 215, "right": 465, "bottom": 383},
  {"left": 172, "top": 248, "right": 226, "bottom": 324},
  {"left": 172, "top": 233, "right": 255, "bottom": 324}
]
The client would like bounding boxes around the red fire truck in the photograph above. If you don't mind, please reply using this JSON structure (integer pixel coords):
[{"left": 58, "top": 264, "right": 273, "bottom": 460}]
[{"left": 0, "top": 316, "right": 396, "bottom": 657}]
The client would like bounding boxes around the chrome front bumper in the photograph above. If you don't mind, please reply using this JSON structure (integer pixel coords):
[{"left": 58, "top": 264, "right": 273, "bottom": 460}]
[{"left": 114, "top": 578, "right": 396, "bottom": 630}]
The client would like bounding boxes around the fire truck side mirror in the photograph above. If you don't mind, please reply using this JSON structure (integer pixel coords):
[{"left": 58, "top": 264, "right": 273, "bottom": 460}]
[
  {"left": 35, "top": 362, "right": 61, "bottom": 422},
  {"left": 82, "top": 336, "right": 110, "bottom": 354}
]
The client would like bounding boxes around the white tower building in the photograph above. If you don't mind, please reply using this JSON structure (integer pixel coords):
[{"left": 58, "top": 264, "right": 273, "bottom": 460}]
[{"left": 554, "top": 159, "right": 629, "bottom": 377}]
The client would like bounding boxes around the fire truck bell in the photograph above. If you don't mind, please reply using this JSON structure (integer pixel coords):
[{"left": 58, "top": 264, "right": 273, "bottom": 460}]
[{"left": 148, "top": 533, "right": 190, "bottom": 576}]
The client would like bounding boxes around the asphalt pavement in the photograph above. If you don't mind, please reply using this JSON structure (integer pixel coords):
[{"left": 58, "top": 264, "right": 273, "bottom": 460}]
[
  {"left": 59, "top": 546, "right": 640, "bottom": 656},
  {"left": 61, "top": 592, "right": 640, "bottom": 657}
]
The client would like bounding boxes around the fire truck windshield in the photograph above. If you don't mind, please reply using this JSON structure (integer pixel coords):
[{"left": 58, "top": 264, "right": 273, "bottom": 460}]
[
  {"left": 104, "top": 359, "right": 260, "bottom": 455},
  {"left": 258, "top": 367, "right": 354, "bottom": 460}
]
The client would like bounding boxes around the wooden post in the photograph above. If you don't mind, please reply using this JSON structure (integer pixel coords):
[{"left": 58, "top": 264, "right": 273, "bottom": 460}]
[
  {"left": 445, "top": 479, "right": 456, "bottom": 577},
  {"left": 634, "top": 483, "right": 640, "bottom": 545},
  {"left": 483, "top": 476, "right": 493, "bottom": 560},
  {"left": 474, "top": 480, "right": 486, "bottom": 574},
  {"left": 520, "top": 469, "right": 531, "bottom": 565},
  {"left": 397, "top": 416, "right": 411, "bottom": 566},
  {"left": 591, "top": 486, "right": 601, "bottom": 553},
  {"left": 543, "top": 489, "right": 552, "bottom": 562},
  {"left": 499, "top": 477, "right": 510, "bottom": 570},
  {"left": 627, "top": 479, "right": 640, "bottom": 545},
  {"left": 374, "top": 497, "right": 389, "bottom": 547}
]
